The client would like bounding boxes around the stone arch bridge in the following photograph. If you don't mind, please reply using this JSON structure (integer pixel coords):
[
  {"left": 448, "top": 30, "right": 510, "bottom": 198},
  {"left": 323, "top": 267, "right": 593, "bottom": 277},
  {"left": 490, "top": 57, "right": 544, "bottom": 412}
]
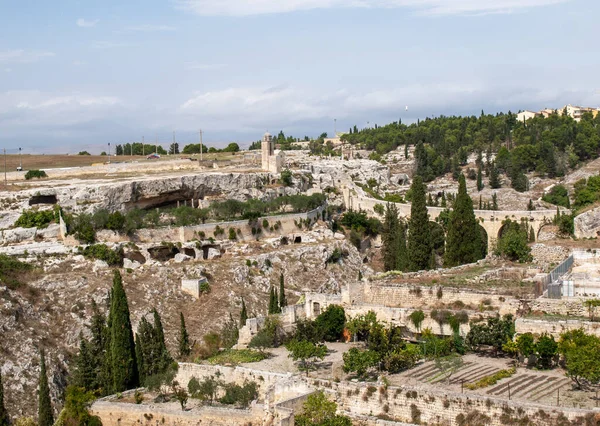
[{"left": 343, "top": 188, "right": 555, "bottom": 249}]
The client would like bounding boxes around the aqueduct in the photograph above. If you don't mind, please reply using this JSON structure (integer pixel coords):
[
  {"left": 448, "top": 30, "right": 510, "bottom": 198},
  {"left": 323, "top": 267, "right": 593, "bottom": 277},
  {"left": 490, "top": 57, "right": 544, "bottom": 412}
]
[{"left": 342, "top": 187, "right": 555, "bottom": 249}]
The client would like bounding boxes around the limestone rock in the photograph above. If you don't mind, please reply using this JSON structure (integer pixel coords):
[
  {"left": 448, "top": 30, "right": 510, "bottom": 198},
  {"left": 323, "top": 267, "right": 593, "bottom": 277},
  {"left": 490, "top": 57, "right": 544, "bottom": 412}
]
[
  {"left": 575, "top": 207, "right": 600, "bottom": 239},
  {"left": 92, "top": 260, "right": 109, "bottom": 272},
  {"left": 174, "top": 253, "right": 192, "bottom": 263},
  {"left": 206, "top": 248, "right": 221, "bottom": 259},
  {"left": 123, "top": 258, "right": 142, "bottom": 269}
]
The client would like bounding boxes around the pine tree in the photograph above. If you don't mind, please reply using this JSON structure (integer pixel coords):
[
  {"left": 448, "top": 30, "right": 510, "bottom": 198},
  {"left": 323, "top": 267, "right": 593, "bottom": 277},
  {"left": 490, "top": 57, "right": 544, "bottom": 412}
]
[
  {"left": 240, "top": 298, "right": 248, "bottom": 327},
  {"left": 178, "top": 312, "right": 191, "bottom": 358},
  {"left": 109, "top": 270, "right": 139, "bottom": 392},
  {"left": 279, "top": 274, "right": 287, "bottom": 309},
  {"left": 408, "top": 176, "right": 432, "bottom": 271},
  {"left": 477, "top": 167, "right": 483, "bottom": 191},
  {"left": 444, "top": 174, "right": 485, "bottom": 267},
  {"left": 0, "top": 368, "right": 9, "bottom": 426},
  {"left": 38, "top": 349, "right": 54, "bottom": 426},
  {"left": 489, "top": 163, "right": 501, "bottom": 189}
]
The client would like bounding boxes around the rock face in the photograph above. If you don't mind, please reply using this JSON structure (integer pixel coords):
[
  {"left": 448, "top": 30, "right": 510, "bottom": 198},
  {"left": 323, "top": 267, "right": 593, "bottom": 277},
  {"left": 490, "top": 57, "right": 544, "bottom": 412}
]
[{"left": 574, "top": 207, "right": 600, "bottom": 238}]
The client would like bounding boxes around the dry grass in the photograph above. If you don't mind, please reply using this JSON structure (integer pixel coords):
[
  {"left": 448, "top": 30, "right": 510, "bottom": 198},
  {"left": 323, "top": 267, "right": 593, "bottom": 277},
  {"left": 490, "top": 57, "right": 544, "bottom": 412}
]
[{"left": 1, "top": 154, "right": 152, "bottom": 170}]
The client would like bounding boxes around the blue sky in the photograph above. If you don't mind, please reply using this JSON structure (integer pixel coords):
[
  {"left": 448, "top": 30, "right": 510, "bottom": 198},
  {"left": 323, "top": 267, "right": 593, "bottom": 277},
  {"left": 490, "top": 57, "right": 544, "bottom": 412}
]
[{"left": 0, "top": 0, "right": 598, "bottom": 153}]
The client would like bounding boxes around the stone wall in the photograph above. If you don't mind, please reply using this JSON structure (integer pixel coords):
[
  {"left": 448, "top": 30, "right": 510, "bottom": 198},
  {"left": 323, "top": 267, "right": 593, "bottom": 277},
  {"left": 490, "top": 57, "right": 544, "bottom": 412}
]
[
  {"left": 322, "top": 380, "right": 598, "bottom": 426},
  {"left": 91, "top": 399, "right": 264, "bottom": 426},
  {"left": 516, "top": 318, "right": 600, "bottom": 338}
]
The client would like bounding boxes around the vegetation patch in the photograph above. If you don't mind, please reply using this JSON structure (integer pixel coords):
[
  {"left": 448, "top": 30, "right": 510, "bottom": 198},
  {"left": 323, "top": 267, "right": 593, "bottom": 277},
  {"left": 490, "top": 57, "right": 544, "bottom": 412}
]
[
  {"left": 207, "top": 349, "right": 268, "bottom": 366},
  {"left": 465, "top": 368, "right": 516, "bottom": 390},
  {"left": 24, "top": 169, "right": 48, "bottom": 180},
  {"left": 0, "top": 254, "right": 33, "bottom": 289},
  {"left": 79, "top": 244, "right": 124, "bottom": 266}
]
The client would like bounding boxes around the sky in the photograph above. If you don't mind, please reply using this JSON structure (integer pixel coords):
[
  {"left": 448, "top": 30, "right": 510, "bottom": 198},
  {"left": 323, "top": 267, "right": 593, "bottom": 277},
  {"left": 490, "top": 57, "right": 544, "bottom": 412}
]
[{"left": 0, "top": 0, "right": 599, "bottom": 153}]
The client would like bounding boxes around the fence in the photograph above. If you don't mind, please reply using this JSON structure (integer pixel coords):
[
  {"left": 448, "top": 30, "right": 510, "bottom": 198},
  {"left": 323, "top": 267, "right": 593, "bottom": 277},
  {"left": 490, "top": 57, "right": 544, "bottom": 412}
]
[{"left": 539, "top": 255, "right": 574, "bottom": 298}]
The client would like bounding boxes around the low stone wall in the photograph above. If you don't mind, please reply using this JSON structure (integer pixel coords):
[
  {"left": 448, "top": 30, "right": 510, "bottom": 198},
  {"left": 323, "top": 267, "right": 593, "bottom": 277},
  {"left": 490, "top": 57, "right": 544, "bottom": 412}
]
[
  {"left": 322, "top": 380, "right": 599, "bottom": 426},
  {"left": 91, "top": 399, "right": 264, "bottom": 426},
  {"left": 93, "top": 206, "right": 325, "bottom": 244},
  {"left": 351, "top": 282, "right": 518, "bottom": 316},
  {"left": 516, "top": 318, "right": 600, "bottom": 338}
]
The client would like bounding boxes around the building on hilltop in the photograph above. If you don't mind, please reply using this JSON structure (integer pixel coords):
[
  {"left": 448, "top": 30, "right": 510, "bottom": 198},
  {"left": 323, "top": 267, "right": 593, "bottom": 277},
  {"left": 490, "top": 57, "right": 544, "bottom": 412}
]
[
  {"left": 261, "top": 132, "right": 284, "bottom": 173},
  {"left": 518, "top": 105, "right": 600, "bottom": 123}
]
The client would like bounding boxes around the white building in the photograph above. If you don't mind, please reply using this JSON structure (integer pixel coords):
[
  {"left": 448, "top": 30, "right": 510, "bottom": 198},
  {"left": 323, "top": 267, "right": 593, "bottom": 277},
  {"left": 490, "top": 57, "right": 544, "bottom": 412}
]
[{"left": 516, "top": 110, "right": 538, "bottom": 122}]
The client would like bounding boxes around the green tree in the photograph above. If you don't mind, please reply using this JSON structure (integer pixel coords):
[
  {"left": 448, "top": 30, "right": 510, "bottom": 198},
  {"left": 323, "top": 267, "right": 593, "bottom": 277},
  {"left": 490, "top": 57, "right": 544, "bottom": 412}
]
[
  {"left": 559, "top": 329, "right": 600, "bottom": 388},
  {"left": 178, "top": 312, "right": 191, "bottom": 359},
  {"left": 152, "top": 308, "right": 173, "bottom": 372},
  {"left": 489, "top": 163, "right": 501, "bottom": 189},
  {"left": 342, "top": 348, "right": 379, "bottom": 378},
  {"left": 495, "top": 220, "right": 532, "bottom": 262},
  {"left": 381, "top": 203, "right": 407, "bottom": 271},
  {"left": 71, "top": 334, "right": 95, "bottom": 391},
  {"left": 407, "top": 176, "right": 432, "bottom": 271},
  {"left": 535, "top": 334, "right": 558, "bottom": 369},
  {"left": 0, "top": 368, "right": 9, "bottom": 426},
  {"left": 314, "top": 305, "right": 346, "bottom": 342},
  {"left": 295, "top": 391, "right": 352, "bottom": 426},
  {"left": 476, "top": 167, "right": 483, "bottom": 191},
  {"left": 59, "top": 386, "right": 102, "bottom": 426},
  {"left": 38, "top": 349, "right": 54, "bottom": 426},
  {"left": 286, "top": 340, "right": 328, "bottom": 376},
  {"left": 240, "top": 298, "right": 248, "bottom": 327},
  {"left": 109, "top": 270, "right": 139, "bottom": 392},
  {"left": 280, "top": 169, "right": 293, "bottom": 186},
  {"left": 444, "top": 175, "right": 485, "bottom": 267},
  {"left": 279, "top": 273, "right": 287, "bottom": 309}
]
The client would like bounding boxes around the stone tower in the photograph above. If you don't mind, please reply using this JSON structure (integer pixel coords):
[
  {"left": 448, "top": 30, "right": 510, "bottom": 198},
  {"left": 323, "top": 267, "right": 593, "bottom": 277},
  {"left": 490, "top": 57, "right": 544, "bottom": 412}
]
[{"left": 261, "top": 132, "right": 275, "bottom": 171}]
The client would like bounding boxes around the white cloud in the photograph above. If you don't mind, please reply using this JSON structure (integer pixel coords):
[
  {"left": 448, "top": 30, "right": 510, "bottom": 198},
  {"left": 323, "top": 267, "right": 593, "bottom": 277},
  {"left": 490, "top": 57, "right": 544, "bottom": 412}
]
[
  {"left": 175, "top": 0, "right": 570, "bottom": 16},
  {"left": 123, "top": 24, "right": 176, "bottom": 32},
  {"left": 184, "top": 62, "right": 226, "bottom": 70},
  {"left": 76, "top": 18, "right": 99, "bottom": 27},
  {"left": 0, "top": 50, "right": 55, "bottom": 63}
]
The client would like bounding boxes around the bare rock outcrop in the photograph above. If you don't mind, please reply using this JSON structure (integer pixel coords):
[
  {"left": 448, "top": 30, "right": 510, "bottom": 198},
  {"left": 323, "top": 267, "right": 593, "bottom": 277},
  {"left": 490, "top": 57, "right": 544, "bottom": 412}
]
[{"left": 574, "top": 207, "right": 600, "bottom": 239}]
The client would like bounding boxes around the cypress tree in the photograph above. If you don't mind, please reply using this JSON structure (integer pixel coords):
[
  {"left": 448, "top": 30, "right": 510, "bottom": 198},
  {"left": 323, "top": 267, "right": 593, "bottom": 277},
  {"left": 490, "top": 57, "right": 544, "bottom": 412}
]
[
  {"left": 135, "top": 333, "right": 145, "bottom": 384},
  {"left": 444, "top": 174, "right": 484, "bottom": 267},
  {"left": 489, "top": 163, "right": 501, "bottom": 189},
  {"left": 274, "top": 289, "right": 280, "bottom": 313},
  {"left": 72, "top": 334, "right": 95, "bottom": 391},
  {"left": 268, "top": 286, "right": 275, "bottom": 314},
  {"left": 178, "top": 312, "right": 191, "bottom": 358},
  {"left": 408, "top": 176, "right": 432, "bottom": 271},
  {"left": 382, "top": 203, "right": 401, "bottom": 271},
  {"left": 492, "top": 193, "right": 498, "bottom": 210},
  {"left": 38, "top": 349, "right": 54, "bottom": 426},
  {"left": 477, "top": 167, "right": 483, "bottom": 191},
  {"left": 152, "top": 309, "right": 172, "bottom": 372},
  {"left": 0, "top": 368, "right": 9, "bottom": 426},
  {"left": 478, "top": 195, "right": 482, "bottom": 210},
  {"left": 529, "top": 226, "right": 536, "bottom": 243},
  {"left": 279, "top": 273, "right": 287, "bottom": 309},
  {"left": 109, "top": 270, "right": 139, "bottom": 392},
  {"left": 240, "top": 298, "right": 248, "bottom": 327}
]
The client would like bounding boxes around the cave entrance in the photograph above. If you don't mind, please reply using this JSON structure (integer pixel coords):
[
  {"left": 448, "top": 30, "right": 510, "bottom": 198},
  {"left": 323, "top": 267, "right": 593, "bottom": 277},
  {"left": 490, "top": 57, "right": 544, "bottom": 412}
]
[
  {"left": 294, "top": 236, "right": 302, "bottom": 244},
  {"left": 280, "top": 236, "right": 289, "bottom": 245},
  {"left": 148, "top": 245, "right": 179, "bottom": 261},
  {"left": 183, "top": 248, "right": 196, "bottom": 258},
  {"left": 313, "top": 302, "right": 321, "bottom": 316},
  {"left": 29, "top": 194, "right": 57, "bottom": 206},
  {"left": 201, "top": 244, "right": 219, "bottom": 260}
]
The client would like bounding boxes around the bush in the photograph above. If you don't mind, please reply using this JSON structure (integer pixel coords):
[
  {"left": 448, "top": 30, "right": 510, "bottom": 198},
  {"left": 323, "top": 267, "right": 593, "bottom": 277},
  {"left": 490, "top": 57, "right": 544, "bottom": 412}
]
[
  {"left": 0, "top": 254, "right": 33, "bottom": 289},
  {"left": 24, "top": 170, "right": 47, "bottom": 180},
  {"left": 228, "top": 228, "right": 237, "bottom": 240},
  {"left": 495, "top": 220, "right": 531, "bottom": 262},
  {"left": 14, "top": 209, "right": 54, "bottom": 229},
  {"left": 219, "top": 381, "right": 258, "bottom": 407},
  {"left": 542, "top": 185, "right": 570, "bottom": 208},
  {"left": 80, "top": 244, "right": 124, "bottom": 266},
  {"left": 280, "top": 169, "right": 293, "bottom": 186},
  {"left": 465, "top": 368, "right": 516, "bottom": 390},
  {"left": 208, "top": 349, "right": 268, "bottom": 365}
]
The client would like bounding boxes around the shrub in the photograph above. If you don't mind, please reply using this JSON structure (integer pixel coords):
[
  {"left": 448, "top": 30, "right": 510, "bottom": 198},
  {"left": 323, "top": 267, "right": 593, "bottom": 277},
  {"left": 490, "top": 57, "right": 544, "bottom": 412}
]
[
  {"left": 80, "top": 244, "right": 124, "bottom": 266},
  {"left": 542, "top": 185, "right": 570, "bottom": 208},
  {"left": 465, "top": 368, "right": 516, "bottom": 390},
  {"left": 14, "top": 209, "right": 54, "bottom": 229},
  {"left": 25, "top": 170, "right": 47, "bottom": 180},
  {"left": 280, "top": 169, "right": 293, "bottom": 186},
  {"left": 228, "top": 228, "right": 237, "bottom": 240},
  {"left": 0, "top": 254, "right": 33, "bottom": 289},
  {"left": 219, "top": 381, "right": 258, "bottom": 407},
  {"left": 208, "top": 349, "right": 267, "bottom": 365},
  {"left": 314, "top": 305, "right": 346, "bottom": 341}
]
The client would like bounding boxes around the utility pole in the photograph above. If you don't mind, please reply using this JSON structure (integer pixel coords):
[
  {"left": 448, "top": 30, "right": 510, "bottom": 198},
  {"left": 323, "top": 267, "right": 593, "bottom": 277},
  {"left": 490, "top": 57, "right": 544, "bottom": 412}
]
[
  {"left": 19, "top": 147, "right": 22, "bottom": 170},
  {"left": 108, "top": 143, "right": 111, "bottom": 164},
  {"left": 199, "top": 129, "right": 203, "bottom": 161}
]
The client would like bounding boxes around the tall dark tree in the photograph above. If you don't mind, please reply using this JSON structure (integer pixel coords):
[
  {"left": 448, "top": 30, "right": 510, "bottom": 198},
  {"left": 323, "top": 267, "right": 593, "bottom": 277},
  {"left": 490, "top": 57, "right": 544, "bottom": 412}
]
[
  {"left": 381, "top": 203, "right": 407, "bottom": 271},
  {"left": 279, "top": 273, "right": 287, "bottom": 309},
  {"left": 476, "top": 167, "right": 484, "bottom": 191},
  {"left": 178, "top": 312, "right": 191, "bottom": 358},
  {"left": 0, "top": 369, "right": 9, "bottom": 426},
  {"left": 38, "top": 349, "right": 54, "bottom": 426},
  {"left": 72, "top": 334, "right": 95, "bottom": 390},
  {"left": 240, "top": 298, "right": 248, "bottom": 327},
  {"left": 268, "top": 286, "right": 276, "bottom": 314},
  {"left": 489, "top": 163, "right": 501, "bottom": 189},
  {"left": 444, "top": 175, "right": 485, "bottom": 267},
  {"left": 109, "top": 270, "right": 139, "bottom": 392},
  {"left": 408, "top": 176, "right": 432, "bottom": 271},
  {"left": 152, "top": 309, "right": 172, "bottom": 373}
]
